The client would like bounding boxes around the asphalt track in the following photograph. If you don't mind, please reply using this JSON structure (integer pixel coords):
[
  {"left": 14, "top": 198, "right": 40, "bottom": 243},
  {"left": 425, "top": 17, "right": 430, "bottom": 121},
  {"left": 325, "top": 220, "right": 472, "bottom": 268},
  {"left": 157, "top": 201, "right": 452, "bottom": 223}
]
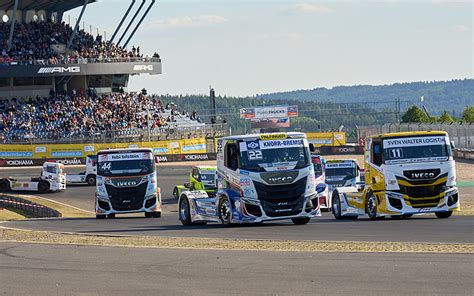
[
  {"left": 2, "top": 165, "right": 474, "bottom": 243},
  {"left": 1, "top": 242, "right": 473, "bottom": 296}
]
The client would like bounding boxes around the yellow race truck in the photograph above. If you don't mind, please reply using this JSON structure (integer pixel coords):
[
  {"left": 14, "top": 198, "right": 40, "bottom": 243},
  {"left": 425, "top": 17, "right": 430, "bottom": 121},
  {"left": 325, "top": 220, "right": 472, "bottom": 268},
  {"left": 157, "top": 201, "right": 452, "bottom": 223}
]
[{"left": 331, "top": 131, "right": 460, "bottom": 220}]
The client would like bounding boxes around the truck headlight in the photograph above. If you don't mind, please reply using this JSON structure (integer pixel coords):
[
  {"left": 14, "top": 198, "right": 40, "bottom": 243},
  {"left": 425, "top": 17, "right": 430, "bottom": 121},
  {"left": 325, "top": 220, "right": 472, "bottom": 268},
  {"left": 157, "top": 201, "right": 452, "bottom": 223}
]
[{"left": 145, "top": 194, "right": 156, "bottom": 200}]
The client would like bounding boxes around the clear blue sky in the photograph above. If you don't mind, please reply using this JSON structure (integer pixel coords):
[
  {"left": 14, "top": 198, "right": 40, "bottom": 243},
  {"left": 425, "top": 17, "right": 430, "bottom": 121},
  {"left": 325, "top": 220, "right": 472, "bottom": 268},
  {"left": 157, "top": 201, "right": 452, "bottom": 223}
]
[{"left": 65, "top": 0, "right": 473, "bottom": 96}]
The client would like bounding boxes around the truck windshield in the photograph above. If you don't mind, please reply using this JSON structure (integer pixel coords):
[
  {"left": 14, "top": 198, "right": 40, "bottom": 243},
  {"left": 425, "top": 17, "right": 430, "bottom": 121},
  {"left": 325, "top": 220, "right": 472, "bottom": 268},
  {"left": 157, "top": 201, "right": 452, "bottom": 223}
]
[
  {"left": 383, "top": 136, "right": 452, "bottom": 164},
  {"left": 200, "top": 173, "right": 215, "bottom": 181},
  {"left": 326, "top": 167, "right": 356, "bottom": 179},
  {"left": 97, "top": 159, "right": 155, "bottom": 177},
  {"left": 239, "top": 145, "right": 310, "bottom": 172}
]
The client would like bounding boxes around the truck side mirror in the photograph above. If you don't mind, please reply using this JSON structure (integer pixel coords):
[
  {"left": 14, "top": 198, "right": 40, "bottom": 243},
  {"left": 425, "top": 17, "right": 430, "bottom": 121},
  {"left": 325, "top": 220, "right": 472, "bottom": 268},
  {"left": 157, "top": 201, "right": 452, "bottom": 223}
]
[
  {"left": 450, "top": 141, "right": 455, "bottom": 149},
  {"left": 309, "top": 143, "right": 315, "bottom": 152}
]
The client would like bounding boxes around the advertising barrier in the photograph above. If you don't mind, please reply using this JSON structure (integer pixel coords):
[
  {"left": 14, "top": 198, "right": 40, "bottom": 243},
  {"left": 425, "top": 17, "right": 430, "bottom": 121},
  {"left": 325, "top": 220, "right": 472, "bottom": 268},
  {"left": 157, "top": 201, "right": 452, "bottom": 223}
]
[
  {"left": 0, "top": 138, "right": 207, "bottom": 160},
  {"left": 306, "top": 132, "right": 346, "bottom": 146}
]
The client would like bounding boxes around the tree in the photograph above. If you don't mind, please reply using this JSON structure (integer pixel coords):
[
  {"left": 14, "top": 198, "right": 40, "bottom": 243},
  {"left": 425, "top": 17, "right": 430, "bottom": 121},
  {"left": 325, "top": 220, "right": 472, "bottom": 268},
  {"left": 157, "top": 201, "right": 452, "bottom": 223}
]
[
  {"left": 402, "top": 105, "right": 429, "bottom": 123},
  {"left": 462, "top": 106, "right": 474, "bottom": 123},
  {"left": 438, "top": 111, "right": 454, "bottom": 123}
]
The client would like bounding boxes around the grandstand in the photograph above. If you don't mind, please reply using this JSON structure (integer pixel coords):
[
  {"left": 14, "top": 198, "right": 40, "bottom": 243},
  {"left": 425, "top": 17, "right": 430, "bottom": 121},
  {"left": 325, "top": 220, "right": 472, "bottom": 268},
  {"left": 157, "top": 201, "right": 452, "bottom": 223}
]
[
  {"left": 0, "top": 0, "right": 161, "bottom": 98},
  {"left": 0, "top": 0, "right": 229, "bottom": 145}
]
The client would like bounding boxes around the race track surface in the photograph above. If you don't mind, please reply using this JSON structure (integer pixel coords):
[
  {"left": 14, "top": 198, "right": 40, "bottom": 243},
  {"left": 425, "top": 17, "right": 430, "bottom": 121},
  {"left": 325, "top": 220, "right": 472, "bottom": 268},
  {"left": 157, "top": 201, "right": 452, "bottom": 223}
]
[
  {"left": 2, "top": 242, "right": 473, "bottom": 296},
  {"left": 2, "top": 165, "right": 474, "bottom": 243}
]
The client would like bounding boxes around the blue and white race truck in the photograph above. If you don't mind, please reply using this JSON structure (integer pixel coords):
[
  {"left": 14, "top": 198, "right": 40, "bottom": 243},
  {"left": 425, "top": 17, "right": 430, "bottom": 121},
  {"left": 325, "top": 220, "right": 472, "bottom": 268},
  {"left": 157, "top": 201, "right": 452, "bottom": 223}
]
[{"left": 178, "top": 132, "right": 324, "bottom": 225}]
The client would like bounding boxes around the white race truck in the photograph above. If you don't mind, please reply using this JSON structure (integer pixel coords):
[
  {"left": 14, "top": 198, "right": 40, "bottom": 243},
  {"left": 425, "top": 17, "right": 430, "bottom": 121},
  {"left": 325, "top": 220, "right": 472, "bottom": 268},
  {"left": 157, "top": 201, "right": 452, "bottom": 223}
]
[
  {"left": 66, "top": 155, "right": 97, "bottom": 186},
  {"left": 178, "top": 132, "right": 324, "bottom": 226},
  {"left": 95, "top": 148, "right": 161, "bottom": 219},
  {"left": 0, "top": 162, "right": 66, "bottom": 193}
]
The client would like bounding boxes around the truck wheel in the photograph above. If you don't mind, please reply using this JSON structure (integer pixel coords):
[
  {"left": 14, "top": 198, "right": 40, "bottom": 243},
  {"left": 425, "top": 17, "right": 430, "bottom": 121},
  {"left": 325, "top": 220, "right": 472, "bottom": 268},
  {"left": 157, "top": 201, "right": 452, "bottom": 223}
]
[
  {"left": 292, "top": 217, "right": 311, "bottom": 225},
  {"left": 435, "top": 211, "right": 452, "bottom": 219},
  {"left": 38, "top": 181, "right": 50, "bottom": 193},
  {"left": 218, "top": 196, "right": 232, "bottom": 225},
  {"left": 96, "top": 214, "right": 106, "bottom": 219},
  {"left": 0, "top": 180, "right": 10, "bottom": 192},
  {"left": 173, "top": 187, "right": 179, "bottom": 199},
  {"left": 332, "top": 192, "right": 343, "bottom": 219},
  {"left": 366, "top": 192, "right": 378, "bottom": 220},
  {"left": 86, "top": 175, "right": 96, "bottom": 186},
  {"left": 179, "top": 197, "right": 193, "bottom": 225}
]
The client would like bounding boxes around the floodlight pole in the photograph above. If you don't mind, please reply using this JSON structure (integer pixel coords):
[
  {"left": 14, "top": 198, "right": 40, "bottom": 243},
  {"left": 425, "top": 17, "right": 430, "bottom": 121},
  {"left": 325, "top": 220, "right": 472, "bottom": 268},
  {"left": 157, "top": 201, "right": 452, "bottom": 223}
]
[
  {"left": 109, "top": 0, "right": 136, "bottom": 48},
  {"left": 123, "top": 0, "right": 156, "bottom": 48},
  {"left": 67, "top": 0, "right": 90, "bottom": 49},
  {"left": 117, "top": 0, "right": 145, "bottom": 47},
  {"left": 7, "top": 0, "right": 19, "bottom": 51}
]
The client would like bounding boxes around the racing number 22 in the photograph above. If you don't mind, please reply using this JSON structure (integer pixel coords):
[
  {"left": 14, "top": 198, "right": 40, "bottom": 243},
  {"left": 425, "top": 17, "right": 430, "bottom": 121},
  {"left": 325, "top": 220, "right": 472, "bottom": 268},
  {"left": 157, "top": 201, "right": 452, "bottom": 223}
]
[{"left": 248, "top": 150, "right": 263, "bottom": 160}]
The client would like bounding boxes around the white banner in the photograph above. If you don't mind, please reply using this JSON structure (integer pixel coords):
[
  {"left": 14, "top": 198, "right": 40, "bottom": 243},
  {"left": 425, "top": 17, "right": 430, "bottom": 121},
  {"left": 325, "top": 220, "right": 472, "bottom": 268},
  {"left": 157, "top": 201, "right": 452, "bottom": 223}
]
[
  {"left": 383, "top": 136, "right": 448, "bottom": 148},
  {"left": 99, "top": 152, "right": 152, "bottom": 162},
  {"left": 240, "top": 139, "right": 305, "bottom": 152}
]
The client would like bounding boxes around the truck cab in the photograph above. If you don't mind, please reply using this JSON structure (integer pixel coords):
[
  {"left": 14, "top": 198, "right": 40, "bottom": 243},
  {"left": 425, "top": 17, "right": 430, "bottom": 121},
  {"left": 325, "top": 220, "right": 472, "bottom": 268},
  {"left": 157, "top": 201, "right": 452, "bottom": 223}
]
[
  {"left": 0, "top": 162, "right": 66, "bottom": 193},
  {"left": 331, "top": 131, "right": 459, "bottom": 220},
  {"left": 95, "top": 148, "right": 161, "bottom": 219},
  {"left": 66, "top": 155, "right": 97, "bottom": 186},
  {"left": 325, "top": 159, "right": 361, "bottom": 189},
  {"left": 178, "top": 132, "right": 323, "bottom": 225},
  {"left": 173, "top": 166, "right": 217, "bottom": 199},
  {"left": 311, "top": 155, "right": 330, "bottom": 210}
]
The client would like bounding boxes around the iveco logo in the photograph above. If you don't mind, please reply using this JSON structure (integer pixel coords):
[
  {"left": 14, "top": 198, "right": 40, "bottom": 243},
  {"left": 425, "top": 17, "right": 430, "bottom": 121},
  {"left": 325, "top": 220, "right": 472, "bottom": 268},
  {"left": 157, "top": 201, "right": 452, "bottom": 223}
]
[
  {"left": 409, "top": 172, "right": 435, "bottom": 179},
  {"left": 116, "top": 181, "right": 137, "bottom": 187},
  {"left": 267, "top": 176, "right": 294, "bottom": 184},
  {"left": 37, "top": 67, "right": 81, "bottom": 74},
  {"left": 122, "top": 200, "right": 131, "bottom": 204},
  {"left": 133, "top": 65, "right": 153, "bottom": 71}
]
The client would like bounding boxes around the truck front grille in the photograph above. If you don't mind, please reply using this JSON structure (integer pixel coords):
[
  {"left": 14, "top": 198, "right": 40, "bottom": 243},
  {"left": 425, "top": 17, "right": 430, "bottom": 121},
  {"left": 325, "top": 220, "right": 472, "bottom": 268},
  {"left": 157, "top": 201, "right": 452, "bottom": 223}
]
[
  {"left": 105, "top": 183, "right": 147, "bottom": 211},
  {"left": 397, "top": 182, "right": 446, "bottom": 208},
  {"left": 253, "top": 178, "right": 306, "bottom": 217}
]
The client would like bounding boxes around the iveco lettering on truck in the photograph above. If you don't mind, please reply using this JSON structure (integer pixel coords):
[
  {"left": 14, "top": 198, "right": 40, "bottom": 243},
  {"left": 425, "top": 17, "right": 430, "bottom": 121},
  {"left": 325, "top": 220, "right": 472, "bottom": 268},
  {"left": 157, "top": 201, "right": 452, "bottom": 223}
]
[
  {"left": 0, "top": 162, "right": 66, "bottom": 193},
  {"left": 331, "top": 131, "right": 459, "bottom": 220},
  {"left": 178, "top": 132, "right": 323, "bottom": 226},
  {"left": 95, "top": 148, "right": 161, "bottom": 219}
]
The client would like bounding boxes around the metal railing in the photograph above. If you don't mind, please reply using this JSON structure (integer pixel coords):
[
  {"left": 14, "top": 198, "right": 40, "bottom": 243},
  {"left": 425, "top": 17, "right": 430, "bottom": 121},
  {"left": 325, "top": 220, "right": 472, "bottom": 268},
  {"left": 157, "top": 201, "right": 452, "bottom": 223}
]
[
  {"left": 0, "top": 194, "right": 62, "bottom": 218},
  {"left": 1, "top": 123, "right": 230, "bottom": 144},
  {"left": 357, "top": 123, "right": 474, "bottom": 149},
  {"left": 0, "top": 57, "right": 161, "bottom": 67}
]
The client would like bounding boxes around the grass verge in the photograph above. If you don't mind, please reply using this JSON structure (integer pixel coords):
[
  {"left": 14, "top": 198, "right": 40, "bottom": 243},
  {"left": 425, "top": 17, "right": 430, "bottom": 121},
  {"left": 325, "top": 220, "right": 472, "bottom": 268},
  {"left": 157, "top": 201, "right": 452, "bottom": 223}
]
[
  {"left": 1, "top": 227, "right": 473, "bottom": 254},
  {"left": 0, "top": 208, "right": 32, "bottom": 220}
]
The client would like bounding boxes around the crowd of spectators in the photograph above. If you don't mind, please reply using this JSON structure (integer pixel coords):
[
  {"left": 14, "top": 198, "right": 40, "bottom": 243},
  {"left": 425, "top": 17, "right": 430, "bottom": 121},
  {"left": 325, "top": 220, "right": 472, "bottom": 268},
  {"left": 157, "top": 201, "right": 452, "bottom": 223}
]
[
  {"left": 0, "top": 20, "right": 158, "bottom": 66},
  {"left": 0, "top": 92, "right": 202, "bottom": 142}
]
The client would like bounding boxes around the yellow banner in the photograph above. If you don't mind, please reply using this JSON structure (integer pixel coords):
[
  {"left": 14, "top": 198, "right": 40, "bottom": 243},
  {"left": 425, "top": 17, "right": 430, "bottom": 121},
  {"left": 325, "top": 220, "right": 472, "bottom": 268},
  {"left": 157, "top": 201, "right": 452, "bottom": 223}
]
[
  {"left": 0, "top": 138, "right": 207, "bottom": 159},
  {"left": 306, "top": 132, "right": 346, "bottom": 147}
]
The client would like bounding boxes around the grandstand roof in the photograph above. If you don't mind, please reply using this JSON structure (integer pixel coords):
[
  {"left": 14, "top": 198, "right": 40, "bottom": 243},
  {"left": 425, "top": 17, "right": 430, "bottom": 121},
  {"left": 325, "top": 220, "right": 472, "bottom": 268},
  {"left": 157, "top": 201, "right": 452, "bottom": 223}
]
[{"left": 0, "top": 0, "right": 96, "bottom": 12}]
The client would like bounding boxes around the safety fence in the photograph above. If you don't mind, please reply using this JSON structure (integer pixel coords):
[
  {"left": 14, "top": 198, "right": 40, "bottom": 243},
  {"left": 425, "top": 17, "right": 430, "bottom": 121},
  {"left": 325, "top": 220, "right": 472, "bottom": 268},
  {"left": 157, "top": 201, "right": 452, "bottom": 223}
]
[
  {"left": 0, "top": 194, "right": 62, "bottom": 218},
  {"left": 357, "top": 123, "right": 474, "bottom": 149},
  {"left": 2, "top": 123, "right": 230, "bottom": 145}
]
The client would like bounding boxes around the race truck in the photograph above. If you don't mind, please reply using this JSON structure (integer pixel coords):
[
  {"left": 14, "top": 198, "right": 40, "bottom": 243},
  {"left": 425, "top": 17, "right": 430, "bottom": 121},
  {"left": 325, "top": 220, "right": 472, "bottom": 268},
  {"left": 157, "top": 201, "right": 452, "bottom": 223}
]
[
  {"left": 66, "top": 155, "right": 97, "bottom": 186},
  {"left": 0, "top": 162, "right": 66, "bottom": 193},
  {"left": 324, "top": 159, "right": 361, "bottom": 190},
  {"left": 95, "top": 148, "right": 161, "bottom": 219},
  {"left": 178, "top": 132, "right": 324, "bottom": 226},
  {"left": 311, "top": 155, "right": 330, "bottom": 211},
  {"left": 331, "top": 131, "right": 459, "bottom": 220},
  {"left": 173, "top": 166, "right": 217, "bottom": 199}
]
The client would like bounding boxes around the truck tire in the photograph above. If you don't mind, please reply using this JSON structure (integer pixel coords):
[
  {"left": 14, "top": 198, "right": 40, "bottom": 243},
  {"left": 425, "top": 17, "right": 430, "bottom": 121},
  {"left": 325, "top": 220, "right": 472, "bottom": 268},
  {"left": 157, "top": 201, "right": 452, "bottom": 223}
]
[
  {"left": 0, "top": 180, "right": 10, "bottom": 192},
  {"left": 292, "top": 217, "right": 311, "bottom": 225},
  {"left": 38, "top": 181, "right": 50, "bottom": 193},
  {"left": 332, "top": 192, "right": 343, "bottom": 219},
  {"left": 173, "top": 187, "right": 179, "bottom": 199},
  {"left": 86, "top": 174, "right": 96, "bottom": 186},
  {"left": 435, "top": 211, "right": 452, "bottom": 219},
  {"left": 366, "top": 192, "right": 378, "bottom": 220},
  {"left": 218, "top": 196, "right": 232, "bottom": 226},
  {"left": 96, "top": 214, "right": 106, "bottom": 219},
  {"left": 179, "top": 197, "right": 193, "bottom": 225}
]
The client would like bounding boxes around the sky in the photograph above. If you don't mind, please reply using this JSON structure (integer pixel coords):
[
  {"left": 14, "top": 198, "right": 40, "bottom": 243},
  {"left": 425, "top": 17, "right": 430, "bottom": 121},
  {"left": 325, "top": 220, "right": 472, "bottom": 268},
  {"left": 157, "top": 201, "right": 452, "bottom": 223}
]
[{"left": 65, "top": 0, "right": 473, "bottom": 97}]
